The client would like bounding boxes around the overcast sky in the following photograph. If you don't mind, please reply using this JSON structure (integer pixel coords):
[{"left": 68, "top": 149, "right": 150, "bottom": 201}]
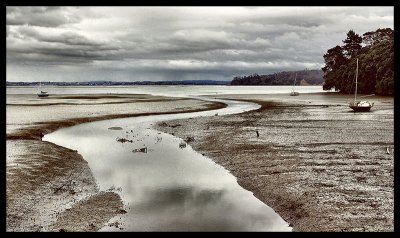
[{"left": 6, "top": 6, "right": 394, "bottom": 82}]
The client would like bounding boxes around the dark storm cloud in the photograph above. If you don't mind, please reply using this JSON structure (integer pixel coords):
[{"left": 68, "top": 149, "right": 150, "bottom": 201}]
[
  {"left": 17, "top": 27, "right": 102, "bottom": 46},
  {"left": 6, "top": 7, "right": 394, "bottom": 82},
  {"left": 7, "top": 36, "right": 121, "bottom": 65},
  {"left": 6, "top": 7, "right": 82, "bottom": 27},
  {"left": 7, "top": 24, "right": 121, "bottom": 65}
]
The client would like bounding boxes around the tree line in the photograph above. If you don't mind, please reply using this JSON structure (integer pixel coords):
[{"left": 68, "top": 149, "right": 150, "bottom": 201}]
[
  {"left": 231, "top": 69, "right": 324, "bottom": 86},
  {"left": 322, "top": 28, "right": 393, "bottom": 95}
]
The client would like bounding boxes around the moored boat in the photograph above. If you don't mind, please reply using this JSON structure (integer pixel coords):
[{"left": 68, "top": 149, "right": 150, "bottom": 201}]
[
  {"left": 348, "top": 58, "right": 373, "bottom": 112},
  {"left": 37, "top": 82, "right": 49, "bottom": 98},
  {"left": 37, "top": 90, "right": 49, "bottom": 97},
  {"left": 290, "top": 73, "right": 299, "bottom": 96}
]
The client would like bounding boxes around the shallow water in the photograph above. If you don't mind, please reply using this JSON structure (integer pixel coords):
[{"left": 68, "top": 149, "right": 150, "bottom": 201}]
[
  {"left": 7, "top": 85, "right": 324, "bottom": 97},
  {"left": 44, "top": 98, "right": 292, "bottom": 231}
]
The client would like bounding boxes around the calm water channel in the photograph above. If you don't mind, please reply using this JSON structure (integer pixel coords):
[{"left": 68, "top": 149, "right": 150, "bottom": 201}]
[{"left": 44, "top": 98, "right": 292, "bottom": 231}]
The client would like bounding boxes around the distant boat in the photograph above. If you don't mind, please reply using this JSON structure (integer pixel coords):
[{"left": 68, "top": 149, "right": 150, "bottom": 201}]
[
  {"left": 37, "top": 82, "right": 49, "bottom": 98},
  {"left": 290, "top": 73, "right": 299, "bottom": 96},
  {"left": 349, "top": 58, "right": 373, "bottom": 112}
]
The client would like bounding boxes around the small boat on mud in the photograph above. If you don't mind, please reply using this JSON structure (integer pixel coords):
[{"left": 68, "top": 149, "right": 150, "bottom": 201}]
[
  {"left": 290, "top": 73, "right": 299, "bottom": 96},
  {"left": 349, "top": 101, "right": 374, "bottom": 112},
  {"left": 37, "top": 91, "right": 49, "bottom": 98},
  {"left": 37, "top": 82, "right": 49, "bottom": 98},
  {"left": 348, "top": 58, "right": 374, "bottom": 112}
]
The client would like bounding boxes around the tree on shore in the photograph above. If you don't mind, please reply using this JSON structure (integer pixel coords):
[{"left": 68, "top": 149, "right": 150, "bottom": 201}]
[
  {"left": 231, "top": 70, "right": 324, "bottom": 86},
  {"left": 322, "top": 28, "right": 394, "bottom": 95},
  {"left": 342, "top": 30, "right": 362, "bottom": 58},
  {"left": 362, "top": 28, "right": 394, "bottom": 47}
]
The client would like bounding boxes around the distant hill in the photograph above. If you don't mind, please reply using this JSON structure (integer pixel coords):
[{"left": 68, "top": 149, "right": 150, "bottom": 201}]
[
  {"left": 6, "top": 80, "right": 230, "bottom": 86},
  {"left": 131, "top": 80, "right": 230, "bottom": 85},
  {"left": 230, "top": 69, "right": 324, "bottom": 86}
]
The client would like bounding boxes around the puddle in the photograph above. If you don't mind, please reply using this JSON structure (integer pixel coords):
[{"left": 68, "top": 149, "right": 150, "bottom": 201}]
[
  {"left": 108, "top": 127, "right": 123, "bottom": 130},
  {"left": 44, "top": 98, "right": 291, "bottom": 231}
]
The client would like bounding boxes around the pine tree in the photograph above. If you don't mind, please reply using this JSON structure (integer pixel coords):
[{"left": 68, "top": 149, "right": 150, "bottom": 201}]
[{"left": 342, "top": 30, "right": 362, "bottom": 58}]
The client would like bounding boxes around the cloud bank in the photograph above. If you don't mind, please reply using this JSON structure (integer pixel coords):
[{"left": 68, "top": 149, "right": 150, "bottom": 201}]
[{"left": 6, "top": 6, "right": 394, "bottom": 82}]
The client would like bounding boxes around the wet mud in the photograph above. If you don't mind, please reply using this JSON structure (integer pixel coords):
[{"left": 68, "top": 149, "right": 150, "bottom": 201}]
[{"left": 155, "top": 93, "right": 394, "bottom": 231}]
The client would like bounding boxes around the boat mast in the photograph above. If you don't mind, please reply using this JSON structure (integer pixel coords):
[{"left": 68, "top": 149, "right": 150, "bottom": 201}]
[
  {"left": 355, "top": 58, "right": 358, "bottom": 103},
  {"left": 293, "top": 73, "right": 297, "bottom": 92}
]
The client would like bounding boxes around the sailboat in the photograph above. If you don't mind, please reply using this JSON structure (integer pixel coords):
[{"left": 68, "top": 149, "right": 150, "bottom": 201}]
[
  {"left": 37, "top": 82, "right": 49, "bottom": 98},
  {"left": 348, "top": 58, "right": 373, "bottom": 112},
  {"left": 290, "top": 73, "right": 299, "bottom": 96}
]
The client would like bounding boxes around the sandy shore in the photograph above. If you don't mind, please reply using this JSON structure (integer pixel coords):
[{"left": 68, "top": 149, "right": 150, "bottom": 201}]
[
  {"left": 6, "top": 94, "right": 226, "bottom": 231},
  {"left": 155, "top": 93, "right": 394, "bottom": 231}
]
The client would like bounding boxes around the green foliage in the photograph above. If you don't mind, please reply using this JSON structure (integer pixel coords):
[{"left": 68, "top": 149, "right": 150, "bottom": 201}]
[
  {"left": 322, "top": 29, "right": 394, "bottom": 96},
  {"left": 231, "top": 70, "right": 324, "bottom": 86},
  {"left": 342, "top": 30, "right": 362, "bottom": 58},
  {"left": 362, "top": 28, "right": 394, "bottom": 47}
]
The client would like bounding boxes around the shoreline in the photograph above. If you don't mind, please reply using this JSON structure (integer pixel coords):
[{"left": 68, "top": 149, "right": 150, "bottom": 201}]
[{"left": 7, "top": 101, "right": 226, "bottom": 141}]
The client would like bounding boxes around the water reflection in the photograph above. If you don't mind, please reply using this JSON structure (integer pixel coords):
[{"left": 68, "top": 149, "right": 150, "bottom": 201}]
[
  {"left": 113, "top": 186, "right": 283, "bottom": 231},
  {"left": 44, "top": 99, "right": 291, "bottom": 231},
  {"left": 135, "top": 186, "right": 225, "bottom": 212}
]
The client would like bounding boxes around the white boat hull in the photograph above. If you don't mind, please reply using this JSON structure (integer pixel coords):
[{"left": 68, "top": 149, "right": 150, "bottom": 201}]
[{"left": 349, "top": 101, "right": 373, "bottom": 112}]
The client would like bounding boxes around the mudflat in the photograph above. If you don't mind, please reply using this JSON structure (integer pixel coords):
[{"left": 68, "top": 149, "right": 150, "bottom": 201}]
[
  {"left": 155, "top": 93, "right": 394, "bottom": 231},
  {"left": 7, "top": 92, "right": 393, "bottom": 231},
  {"left": 6, "top": 94, "right": 226, "bottom": 231}
]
